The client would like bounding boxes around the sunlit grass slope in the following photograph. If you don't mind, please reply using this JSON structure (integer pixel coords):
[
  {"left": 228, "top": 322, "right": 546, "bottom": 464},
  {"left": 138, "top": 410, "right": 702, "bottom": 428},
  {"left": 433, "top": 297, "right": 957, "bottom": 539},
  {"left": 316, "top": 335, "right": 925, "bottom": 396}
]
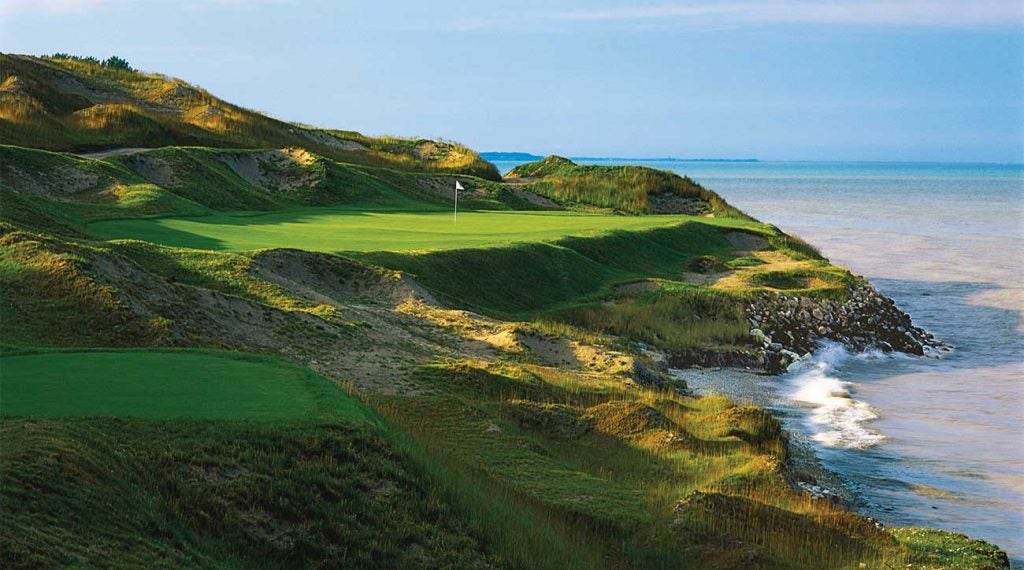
[
  {"left": 367, "top": 358, "right": 1010, "bottom": 569},
  {"left": 0, "top": 53, "right": 1009, "bottom": 568},
  {"left": 0, "top": 53, "right": 499, "bottom": 179},
  {"left": 509, "top": 155, "right": 746, "bottom": 216},
  {"left": 0, "top": 145, "right": 523, "bottom": 233}
]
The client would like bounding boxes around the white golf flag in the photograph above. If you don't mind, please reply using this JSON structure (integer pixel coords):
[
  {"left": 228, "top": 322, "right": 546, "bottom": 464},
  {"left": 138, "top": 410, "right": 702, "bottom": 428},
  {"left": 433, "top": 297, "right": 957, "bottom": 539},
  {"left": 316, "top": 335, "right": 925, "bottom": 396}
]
[{"left": 454, "top": 180, "right": 463, "bottom": 225}]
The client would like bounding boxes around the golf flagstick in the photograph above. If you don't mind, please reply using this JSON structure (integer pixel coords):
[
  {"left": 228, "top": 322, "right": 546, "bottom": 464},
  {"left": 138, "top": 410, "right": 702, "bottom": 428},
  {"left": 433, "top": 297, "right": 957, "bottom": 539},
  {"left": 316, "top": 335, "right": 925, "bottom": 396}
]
[{"left": 454, "top": 180, "right": 464, "bottom": 226}]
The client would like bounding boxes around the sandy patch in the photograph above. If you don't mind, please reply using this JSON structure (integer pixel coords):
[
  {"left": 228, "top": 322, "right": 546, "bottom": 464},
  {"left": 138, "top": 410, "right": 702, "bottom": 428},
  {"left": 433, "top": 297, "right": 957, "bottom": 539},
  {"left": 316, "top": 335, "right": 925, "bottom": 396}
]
[
  {"left": 249, "top": 249, "right": 436, "bottom": 308},
  {"left": 612, "top": 280, "right": 662, "bottom": 295},
  {"left": 1, "top": 165, "right": 101, "bottom": 197},
  {"left": 293, "top": 129, "right": 368, "bottom": 152},
  {"left": 216, "top": 148, "right": 324, "bottom": 193},
  {"left": 415, "top": 176, "right": 488, "bottom": 203},
  {"left": 648, "top": 193, "right": 709, "bottom": 215},
  {"left": 724, "top": 231, "right": 769, "bottom": 254},
  {"left": 120, "top": 153, "right": 178, "bottom": 186},
  {"left": 399, "top": 301, "right": 633, "bottom": 375},
  {"left": 506, "top": 185, "right": 561, "bottom": 209},
  {"left": 681, "top": 271, "right": 734, "bottom": 286}
]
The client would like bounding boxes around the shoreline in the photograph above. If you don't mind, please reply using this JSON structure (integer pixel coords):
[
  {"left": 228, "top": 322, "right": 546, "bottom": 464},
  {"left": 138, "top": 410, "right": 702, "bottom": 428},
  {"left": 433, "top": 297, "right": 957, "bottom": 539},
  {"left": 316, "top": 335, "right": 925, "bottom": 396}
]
[
  {"left": 671, "top": 365, "right": 858, "bottom": 506},
  {"left": 671, "top": 361, "right": 1022, "bottom": 568}
]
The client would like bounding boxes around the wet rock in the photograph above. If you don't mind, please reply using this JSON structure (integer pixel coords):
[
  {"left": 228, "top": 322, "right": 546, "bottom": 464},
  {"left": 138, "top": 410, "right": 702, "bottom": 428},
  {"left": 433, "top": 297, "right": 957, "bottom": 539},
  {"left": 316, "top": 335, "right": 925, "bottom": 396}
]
[{"left": 745, "top": 283, "right": 942, "bottom": 373}]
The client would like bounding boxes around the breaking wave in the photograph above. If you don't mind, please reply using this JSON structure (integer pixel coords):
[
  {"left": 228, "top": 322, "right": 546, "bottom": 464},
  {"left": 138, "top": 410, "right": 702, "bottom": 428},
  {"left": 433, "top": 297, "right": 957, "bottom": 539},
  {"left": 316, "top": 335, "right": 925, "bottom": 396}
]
[{"left": 782, "top": 342, "right": 888, "bottom": 449}]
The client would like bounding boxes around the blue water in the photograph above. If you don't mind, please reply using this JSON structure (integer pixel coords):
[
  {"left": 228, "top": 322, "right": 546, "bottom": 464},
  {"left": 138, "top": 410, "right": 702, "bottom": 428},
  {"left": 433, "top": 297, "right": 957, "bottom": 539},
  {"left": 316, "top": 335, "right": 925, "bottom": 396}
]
[{"left": 495, "top": 159, "right": 1024, "bottom": 563}]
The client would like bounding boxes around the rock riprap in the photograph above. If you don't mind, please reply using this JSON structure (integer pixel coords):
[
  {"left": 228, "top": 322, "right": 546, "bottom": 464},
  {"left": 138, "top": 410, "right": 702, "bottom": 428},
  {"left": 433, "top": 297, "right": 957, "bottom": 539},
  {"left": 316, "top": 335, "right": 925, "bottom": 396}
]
[{"left": 747, "top": 285, "right": 940, "bottom": 373}]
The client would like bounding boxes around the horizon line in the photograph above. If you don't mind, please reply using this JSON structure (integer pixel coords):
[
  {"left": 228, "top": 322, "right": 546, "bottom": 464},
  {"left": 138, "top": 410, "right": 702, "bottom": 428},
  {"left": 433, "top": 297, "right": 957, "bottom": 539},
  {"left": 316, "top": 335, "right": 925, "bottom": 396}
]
[{"left": 480, "top": 152, "right": 1024, "bottom": 166}]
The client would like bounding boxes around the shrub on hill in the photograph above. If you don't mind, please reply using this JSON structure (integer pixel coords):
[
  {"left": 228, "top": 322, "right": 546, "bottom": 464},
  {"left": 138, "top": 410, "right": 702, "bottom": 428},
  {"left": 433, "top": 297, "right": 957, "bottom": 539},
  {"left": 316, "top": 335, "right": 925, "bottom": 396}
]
[
  {"left": 508, "top": 156, "right": 747, "bottom": 216},
  {"left": 46, "top": 53, "right": 133, "bottom": 71}
]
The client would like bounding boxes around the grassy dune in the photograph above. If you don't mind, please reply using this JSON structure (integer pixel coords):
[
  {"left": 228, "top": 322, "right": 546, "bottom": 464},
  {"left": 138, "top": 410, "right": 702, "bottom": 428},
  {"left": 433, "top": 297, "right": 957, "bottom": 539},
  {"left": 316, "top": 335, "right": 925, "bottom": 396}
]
[
  {"left": 0, "top": 54, "right": 500, "bottom": 179},
  {"left": 4, "top": 344, "right": 995, "bottom": 568},
  {"left": 357, "top": 222, "right": 742, "bottom": 315},
  {"left": 84, "top": 206, "right": 778, "bottom": 348},
  {"left": 0, "top": 54, "right": 1009, "bottom": 569},
  {"left": 508, "top": 155, "right": 746, "bottom": 216},
  {"left": 0, "top": 348, "right": 587, "bottom": 568},
  {"left": 0, "top": 145, "right": 516, "bottom": 229}
]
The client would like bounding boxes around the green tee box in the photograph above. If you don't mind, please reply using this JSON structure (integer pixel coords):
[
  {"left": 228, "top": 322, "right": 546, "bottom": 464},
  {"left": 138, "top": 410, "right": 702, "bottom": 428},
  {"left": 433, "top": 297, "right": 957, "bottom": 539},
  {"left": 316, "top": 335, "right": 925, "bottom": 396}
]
[{"left": 0, "top": 349, "right": 370, "bottom": 423}]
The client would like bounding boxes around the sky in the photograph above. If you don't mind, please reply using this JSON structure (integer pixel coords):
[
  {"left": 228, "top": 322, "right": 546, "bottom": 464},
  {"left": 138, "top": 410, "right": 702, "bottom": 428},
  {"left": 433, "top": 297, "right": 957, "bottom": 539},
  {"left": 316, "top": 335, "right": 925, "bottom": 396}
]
[{"left": 2, "top": 1, "right": 1023, "bottom": 162}]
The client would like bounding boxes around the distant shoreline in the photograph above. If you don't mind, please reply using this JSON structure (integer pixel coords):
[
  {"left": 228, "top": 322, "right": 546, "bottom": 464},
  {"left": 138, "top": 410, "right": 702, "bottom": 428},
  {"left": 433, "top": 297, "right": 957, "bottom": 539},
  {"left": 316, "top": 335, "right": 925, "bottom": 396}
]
[
  {"left": 481, "top": 153, "right": 1024, "bottom": 167},
  {"left": 573, "top": 156, "right": 760, "bottom": 163},
  {"left": 480, "top": 152, "right": 759, "bottom": 163}
]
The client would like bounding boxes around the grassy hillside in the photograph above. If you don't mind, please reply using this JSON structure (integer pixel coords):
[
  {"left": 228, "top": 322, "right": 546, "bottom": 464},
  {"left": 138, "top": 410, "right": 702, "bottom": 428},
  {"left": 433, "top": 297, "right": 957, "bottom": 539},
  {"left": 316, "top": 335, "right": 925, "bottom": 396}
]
[
  {"left": 0, "top": 145, "right": 534, "bottom": 233},
  {"left": 356, "top": 222, "right": 740, "bottom": 314},
  {"left": 3, "top": 348, "right": 1003, "bottom": 568},
  {"left": 508, "top": 155, "right": 747, "bottom": 216},
  {"left": 0, "top": 55, "right": 1008, "bottom": 569},
  {"left": 0, "top": 53, "right": 500, "bottom": 180},
  {"left": 0, "top": 231, "right": 1006, "bottom": 568},
  {"left": 0, "top": 348, "right": 494, "bottom": 567}
]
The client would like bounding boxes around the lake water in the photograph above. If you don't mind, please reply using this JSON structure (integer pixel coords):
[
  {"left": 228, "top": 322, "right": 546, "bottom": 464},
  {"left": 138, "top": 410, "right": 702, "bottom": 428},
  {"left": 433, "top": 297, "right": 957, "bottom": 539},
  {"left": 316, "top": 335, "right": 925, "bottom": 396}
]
[{"left": 493, "top": 159, "right": 1024, "bottom": 564}]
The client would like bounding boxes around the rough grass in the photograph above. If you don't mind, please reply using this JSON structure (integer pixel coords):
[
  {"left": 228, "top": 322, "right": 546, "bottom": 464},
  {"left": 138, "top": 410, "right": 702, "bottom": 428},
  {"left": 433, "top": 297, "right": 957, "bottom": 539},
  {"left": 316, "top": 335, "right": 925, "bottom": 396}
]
[
  {"left": 0, "top": 418, "right": 502, "bottom": 569},
  {"left": 0, "top": 66, "right": 1007, "bottom": 567},
  {"left": 746, "top": 265, "right": 859, "bottom": 298},
  {"left": 0, "top": 145, "right": 493, "bottom": 224},
  {"left": 0, "top": 348, "right": 590, "bottom": 569},
  {"left": 356, "top": 222, "right": 749, "bottom": 318},
  {"left": 0, "top": 54, "right": 500, "bottom": 180},
  {"left": 555, "top": 286, "right": 751, "bottom": 351},
  {"left": 368, "top": 358, "right": 975, "bottom": 569},
  {"left": 890, "top": 528, "right": 1010, "bottom": 569},
  {"left": 0, "top": 231, "right": 172, "bottom": 347},
  {"left": 508, "top": 155, "right": 747, "bottom": 217},
  {"left": 0, "top": 229, "right": 1006, "bottom": 568},
  {"left": 0, "top": 145, "right": 213, "bottom": 224}
]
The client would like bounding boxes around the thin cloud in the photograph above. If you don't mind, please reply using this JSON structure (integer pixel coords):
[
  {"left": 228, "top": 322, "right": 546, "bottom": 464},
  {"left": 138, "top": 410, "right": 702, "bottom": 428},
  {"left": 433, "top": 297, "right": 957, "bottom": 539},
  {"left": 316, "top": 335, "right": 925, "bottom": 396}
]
[
  {"left": 0, "top": 0, "right": 290, "bottom": 18},
  {"left": 0, "top": 0, "right": 107, "bottom": 17},
  {"left": 553, "top": 1, "right": 1024, "bottom": 28}
]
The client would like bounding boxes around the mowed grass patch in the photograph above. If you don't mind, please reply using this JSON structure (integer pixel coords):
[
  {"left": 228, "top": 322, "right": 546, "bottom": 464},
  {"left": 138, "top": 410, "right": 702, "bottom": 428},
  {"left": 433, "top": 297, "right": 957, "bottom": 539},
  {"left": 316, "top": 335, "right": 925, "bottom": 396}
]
[
  {"left": 86, "top": 207, "right": 755, "bottom": 253},
  {"left": 0, "top": 348, "right": 370, "bottom": 422}
]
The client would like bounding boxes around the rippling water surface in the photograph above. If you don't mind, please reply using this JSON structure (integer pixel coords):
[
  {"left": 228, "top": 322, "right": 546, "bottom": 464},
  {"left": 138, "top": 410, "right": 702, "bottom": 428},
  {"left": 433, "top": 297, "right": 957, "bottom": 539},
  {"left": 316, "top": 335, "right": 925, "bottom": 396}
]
[{"left": 494, "top": 159, "right": 1024, "bottom": 563}]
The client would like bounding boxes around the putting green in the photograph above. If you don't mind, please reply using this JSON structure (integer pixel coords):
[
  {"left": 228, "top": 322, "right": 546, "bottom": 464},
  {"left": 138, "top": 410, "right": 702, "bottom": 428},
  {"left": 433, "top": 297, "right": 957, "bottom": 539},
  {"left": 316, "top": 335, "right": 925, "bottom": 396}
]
[
  {"left": 87, "top": 207, "right": 752, "bottom": 253},
  {"left": 0, "top": 349, "right": 369, "bottom": 422}
]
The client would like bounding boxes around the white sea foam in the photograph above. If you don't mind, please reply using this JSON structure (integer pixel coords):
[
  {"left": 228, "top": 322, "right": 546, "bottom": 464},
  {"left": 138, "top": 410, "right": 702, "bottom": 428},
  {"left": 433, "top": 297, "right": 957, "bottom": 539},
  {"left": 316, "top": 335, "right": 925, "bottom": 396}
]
[{"left": 783, "top": 342, "right": 886, "bottom": 449}]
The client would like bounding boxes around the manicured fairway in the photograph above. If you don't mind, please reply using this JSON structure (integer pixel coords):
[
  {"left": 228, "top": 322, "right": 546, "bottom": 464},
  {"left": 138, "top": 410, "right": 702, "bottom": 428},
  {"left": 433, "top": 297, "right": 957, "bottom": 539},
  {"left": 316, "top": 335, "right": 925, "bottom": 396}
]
[
  {"left": 87, "top": 207, "right": 754, "bottom": 252},
  {"left": 0, "top": 349, "right": 369, "bottom": 422}
]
